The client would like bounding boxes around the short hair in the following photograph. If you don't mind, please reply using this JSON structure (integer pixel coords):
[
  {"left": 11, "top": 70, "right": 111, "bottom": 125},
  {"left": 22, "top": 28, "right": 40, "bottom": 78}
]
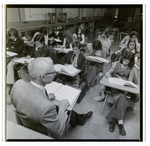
[
  {"left": 28, "top": 57, "right": 53, "bottom": 79},
  {"left": 92, "top": 40, "right": 102, "bottom": 50},
  {"left": 127, "top": 38, "right": 137, "bottom": 51},
  {"left": 130, "top": 31, "right": 138, "bottom": 38},
  {"left": 34, "top": 34, "right": 45, "bottom": 43},
  {"left": 120, "top": 49, "right": 135, "bottom": 68},
  {"left": 39, "top": 27, "right": 47, "bottom": 35},
  {"left": 8, "top": 28, "right": 18, "bottom": 38}
]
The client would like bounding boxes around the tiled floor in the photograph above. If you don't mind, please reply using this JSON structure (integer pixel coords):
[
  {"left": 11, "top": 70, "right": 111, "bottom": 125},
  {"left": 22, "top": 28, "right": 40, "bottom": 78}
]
[{"left": 6, "top": 32, "right": 141, "bottom": 140}]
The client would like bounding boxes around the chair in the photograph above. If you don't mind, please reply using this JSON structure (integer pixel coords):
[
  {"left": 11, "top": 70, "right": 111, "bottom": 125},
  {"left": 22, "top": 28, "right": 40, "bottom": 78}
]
[{"left": 101, "top": 87, "right": 113, "bottom": 115}]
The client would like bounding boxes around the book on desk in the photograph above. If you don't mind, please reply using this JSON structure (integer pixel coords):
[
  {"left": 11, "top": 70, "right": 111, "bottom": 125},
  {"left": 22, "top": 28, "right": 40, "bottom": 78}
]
[
  {"left": 14, "top": 57, "right": 35, "bottom": 64},
  {"left": 6, "top": 51, "right": 18, "bottom": 57},
  {"left": 45, "top": 81, "right": 81, "bottom": 106},
  {"left": 108, "top": 77, "right": 137, "bottom": 88},
  {"left": 100, "top": 76, "right": 139, "bottom": 94},
  {"left": 85, "top": 56, "right": 110, "bottom": 63},
  {"left": 54, "top": 64, "right": 81, "bottom": 77}
]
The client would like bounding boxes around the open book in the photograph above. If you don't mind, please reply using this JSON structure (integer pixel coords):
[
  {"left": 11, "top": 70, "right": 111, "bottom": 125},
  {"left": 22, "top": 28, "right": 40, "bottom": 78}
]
[
  {"left": 108, "top": 77, "right": 137, "bottom": 88},
  {"left": 54, "top": 64, "right": 81, "bottom": 76},
  {"left": 45, "top": 82, "right": 81, "bottom": 105},
  {"left": 7, "top": 51, "right": 18, "bottom": 57},
  {"left": 86, "top": 56, "right": 110, "bottom": 63},
  {"left": 14, "top": 57, "right": 35, "bottom": 64}
]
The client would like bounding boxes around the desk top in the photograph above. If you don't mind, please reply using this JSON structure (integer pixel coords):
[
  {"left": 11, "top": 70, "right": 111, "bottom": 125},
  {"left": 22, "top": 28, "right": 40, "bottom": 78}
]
[{"left": 100, "top": 76, "right": 140, "bottom": 94}]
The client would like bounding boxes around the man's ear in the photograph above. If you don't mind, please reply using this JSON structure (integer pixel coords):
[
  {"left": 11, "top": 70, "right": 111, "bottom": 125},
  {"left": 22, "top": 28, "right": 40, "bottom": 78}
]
[{"left": 40, "top": 75, "right": 45, "bottom": 82}]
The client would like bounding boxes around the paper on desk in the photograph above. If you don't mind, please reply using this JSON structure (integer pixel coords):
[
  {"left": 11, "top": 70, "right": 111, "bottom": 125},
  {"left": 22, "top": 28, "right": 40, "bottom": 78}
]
[
  {"left": 45, "top": 81, "right": 63, "bottom": 94},
  {"left": 108, "top": 77, "right": 137, "bottom": 88},
  {"left": 54, "top": 38, "right": 62, "bottom": 42},
  {"left": 7, "top": 51, "right": 18, "bottom": 57},
  {"left": 86, "top": 56, "right": 110, "bottom": 63},
  {"left": 54, "top": 64, "right": 80, "bottom": 76},
  {"left": 14, "top": 57, "right": 35, "bottom": 64},
  {"left": 55, "top": 85, "right": 81, "bottom": 105}
]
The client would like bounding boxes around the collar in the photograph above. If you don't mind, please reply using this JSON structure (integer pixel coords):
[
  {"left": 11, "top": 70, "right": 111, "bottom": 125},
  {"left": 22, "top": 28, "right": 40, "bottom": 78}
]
[{"left": 30, "top": 80, "right": 45, "bottom": 93}]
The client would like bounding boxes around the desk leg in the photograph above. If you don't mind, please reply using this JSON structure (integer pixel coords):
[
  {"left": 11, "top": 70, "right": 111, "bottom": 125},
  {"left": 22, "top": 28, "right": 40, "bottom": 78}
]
[{"left": 65, "top": 110, "right": 72, "bottom": 137}]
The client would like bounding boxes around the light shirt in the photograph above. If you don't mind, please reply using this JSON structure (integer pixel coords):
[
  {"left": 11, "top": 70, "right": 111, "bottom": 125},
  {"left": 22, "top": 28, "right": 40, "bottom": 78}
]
[
  {"left": 30, "top": 80, "right": 45, "bottom": 94},
  {"left": 72, "top": 53, "right": 79, "bottom": 68},
  {"left": 95, "top": 50, "right": 101, "bottom": 57}
]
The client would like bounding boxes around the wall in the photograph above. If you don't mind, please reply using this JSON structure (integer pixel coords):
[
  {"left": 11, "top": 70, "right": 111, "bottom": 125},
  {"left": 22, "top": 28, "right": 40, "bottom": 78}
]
[{"left": 7, "top": 8, "right": 20, "bottom": 22}]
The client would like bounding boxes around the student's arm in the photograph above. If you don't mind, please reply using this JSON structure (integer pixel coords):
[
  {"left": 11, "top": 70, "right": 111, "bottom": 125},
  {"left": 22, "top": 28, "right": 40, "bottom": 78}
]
[
  {"left": 81, "top": 34, "right": 85, "bottom": 42},
  {"left": 119, "top": 36, "right": 128, "bottom": 46},
  {"left": 9, "top": 39, "right": 24, "bottom": 54},
  {"left": 101, "top": 48, "right": 107, "bottom": 59},
  {"left": 80, "top": 55, "right": 86, "bottom": 74},
  {"left": 40, "top": 102, "right": 68, "bottom": 139},
  {"left": 128, "top": 67, "right": 138, "bottom": 84},
  {"left": 105, "top": 61, "right": 117, "bottom": 77}
]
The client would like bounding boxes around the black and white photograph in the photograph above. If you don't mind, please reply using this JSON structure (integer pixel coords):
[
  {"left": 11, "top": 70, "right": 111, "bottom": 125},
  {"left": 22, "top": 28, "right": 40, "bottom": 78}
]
[{"left": 2, "top": 3, "right": 145, "bottom": 142}]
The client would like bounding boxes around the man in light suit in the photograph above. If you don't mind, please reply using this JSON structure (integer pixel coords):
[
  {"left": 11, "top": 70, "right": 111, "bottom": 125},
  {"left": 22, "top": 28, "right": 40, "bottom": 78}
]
[{"left": 10, "top": 57, "right": 93, "bottom": 139}]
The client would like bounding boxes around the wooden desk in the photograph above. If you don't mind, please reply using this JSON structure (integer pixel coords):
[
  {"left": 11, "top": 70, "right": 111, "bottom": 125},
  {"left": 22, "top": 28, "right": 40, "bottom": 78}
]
[
  {"left": 100, "top": 76, "right": 139, "bottom": 94},
  {"left": 6, "top": 121, "right": 52, "bottom": 140}
]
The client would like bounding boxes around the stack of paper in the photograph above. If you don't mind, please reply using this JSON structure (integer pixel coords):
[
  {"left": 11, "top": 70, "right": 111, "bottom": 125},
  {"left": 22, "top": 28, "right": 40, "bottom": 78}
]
[{"left": 54, "top": 64, "right": 81, "bottom": 76}]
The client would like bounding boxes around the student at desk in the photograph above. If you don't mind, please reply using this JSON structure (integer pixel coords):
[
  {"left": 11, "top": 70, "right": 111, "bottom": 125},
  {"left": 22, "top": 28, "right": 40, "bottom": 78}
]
[
  {"left": 56, "top": 43, "right": 86, "bottom": 88},
  {"left": 99, "top": 51, "right": 139, "bottom": 136},
  {"left": 112, "top": 39, "right": 140, "bottom": 70},
  {"left": 73, "top": 26, "right": 92, "bottom": 55},
  {"left": 86, "top": 39, "right": 107, "bottom": 88},
  {"left": 10, "top": 57, "right": 93, "bottom": 139},
  {"left": 48, "top": 27, "right": 63, "bottom": 47},
  {"left": 31, "top": 27, "right": 48, "bottom": 45},
  {"left": 6, "top": 28, "right": 24, "bottom": 103}
]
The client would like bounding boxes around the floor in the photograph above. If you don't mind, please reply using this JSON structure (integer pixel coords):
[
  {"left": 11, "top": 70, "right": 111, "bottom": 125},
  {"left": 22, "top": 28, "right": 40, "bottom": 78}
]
[{"left": 6, "top": 31, "right": 141, "bottom": 140}]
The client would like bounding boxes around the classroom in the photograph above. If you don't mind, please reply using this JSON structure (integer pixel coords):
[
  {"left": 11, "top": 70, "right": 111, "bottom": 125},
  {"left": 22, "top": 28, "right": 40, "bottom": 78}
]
[{"left": 5, "top": 5, "right": 142, "bottom": 141}]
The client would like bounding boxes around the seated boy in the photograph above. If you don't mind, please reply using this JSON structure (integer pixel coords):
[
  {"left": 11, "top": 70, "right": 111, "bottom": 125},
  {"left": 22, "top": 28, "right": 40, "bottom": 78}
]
[{"left": 55, "top": 43, "right": 86, "bottom": 88}]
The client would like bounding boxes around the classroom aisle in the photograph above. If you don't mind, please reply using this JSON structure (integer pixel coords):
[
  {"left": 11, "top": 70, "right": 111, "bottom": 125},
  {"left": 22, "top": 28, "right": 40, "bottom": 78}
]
[{"left": 6, "top": 32, "right": 141, "bottom": 140}]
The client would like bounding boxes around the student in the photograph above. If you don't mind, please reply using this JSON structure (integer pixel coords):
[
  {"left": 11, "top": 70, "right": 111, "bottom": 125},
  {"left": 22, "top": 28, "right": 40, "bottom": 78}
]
[
  {"left": 6, "top": 28, "right": 24, "bottom": 103},
  {"left": 73, "top": 26, "right": 85, "bottom": 44},
  {"left": 100, "top": 26, "right": 113, "bottom": 39},
  {"left": 119, "top": 31, "right": 140, "bottom": 53},
  {"left": 56, "top": 42, "right": 86, "bottom": 88},
  {"left": 100, "top": 51, "right": 139, "bottom": 136},
  {"left": 111, "top": 39, "right": 139, "bottom": 69},
  {"left": 61, "top": 29, "right": 75, "bottom": 49},
  {"left": 86, "top": 40, "right": 107, "bottom": 88},
  {"left": 31, "top": 27, "right": 48, "bottom": 45},
  {"left": 48, "top": 27, "right": 63, "bottom": 47},
  {"left": 10, "top": 57, "right": 93, "bottom": 139}
]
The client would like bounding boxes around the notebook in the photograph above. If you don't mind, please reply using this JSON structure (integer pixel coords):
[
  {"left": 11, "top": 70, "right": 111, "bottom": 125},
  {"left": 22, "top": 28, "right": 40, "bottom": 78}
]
[
  {"left": 45, "top": 82, "right": 81, "bottom": 105},
  {"left": 54, "top": 64, "right": 81, "bottom": 76}
]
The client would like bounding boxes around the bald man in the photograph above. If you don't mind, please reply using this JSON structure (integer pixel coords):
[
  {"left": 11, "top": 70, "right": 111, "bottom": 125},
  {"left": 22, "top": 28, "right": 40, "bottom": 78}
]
[{"left": 10, "top": 57, "right": 93, "bottom": 139}]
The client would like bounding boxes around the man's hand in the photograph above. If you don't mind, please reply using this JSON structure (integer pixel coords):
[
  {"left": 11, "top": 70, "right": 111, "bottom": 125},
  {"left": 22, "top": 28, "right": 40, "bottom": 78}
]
[
  {"left": 26, "top": 55, "right": 31, "bottom": 59},
  {"left": 105, "top": 73, "right": 111, "bottom": 78},
  {"left": 48, "top": 93, "right": 56, "bottom": 100},
  {"left": 59, "top": 99, "right": 70, "bottom": 112}
]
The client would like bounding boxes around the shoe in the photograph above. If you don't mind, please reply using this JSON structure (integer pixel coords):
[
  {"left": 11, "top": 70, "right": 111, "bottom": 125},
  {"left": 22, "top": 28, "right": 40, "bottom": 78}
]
[
  {"left": 94, "top": 91, "right": 105, "bottom": 102},
  {"left": 85, "top": 111, "right": 93, "bottom": 119},
  {"left": 109, "top": 121, "right": 116, "bottom": 132},
  {"left": 78, "top": 111, "right": 93, "bottom": 126},
  {"left": 118, "top": 124, "right": 126, "bottom": 136},
  {"left": 129, "top": 103, "right": 139, "bottom": 111}
]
